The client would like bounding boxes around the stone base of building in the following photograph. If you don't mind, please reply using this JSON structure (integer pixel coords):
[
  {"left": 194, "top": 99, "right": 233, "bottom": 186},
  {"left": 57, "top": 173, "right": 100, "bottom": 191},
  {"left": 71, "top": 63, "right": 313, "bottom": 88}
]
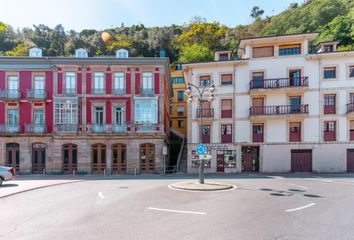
[
  {"left": 187, "top": 142, "right": 354, "bottom": 174},
  {"left": 0, "top": 135, "right": 167, "bottom": 175}
]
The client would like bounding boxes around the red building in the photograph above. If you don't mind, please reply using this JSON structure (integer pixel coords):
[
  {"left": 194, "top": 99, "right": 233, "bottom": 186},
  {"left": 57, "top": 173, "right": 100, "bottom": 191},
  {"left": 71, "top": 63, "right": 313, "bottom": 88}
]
[{"left": 0, "top": 48, "right": 172, "bottom": 174}]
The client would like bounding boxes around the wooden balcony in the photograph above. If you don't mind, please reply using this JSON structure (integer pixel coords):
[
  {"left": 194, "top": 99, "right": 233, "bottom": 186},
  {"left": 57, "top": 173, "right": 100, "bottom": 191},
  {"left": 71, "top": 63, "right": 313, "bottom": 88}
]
[
  {"left": 250, "top": 105, "right": 309, "bottom": 116},
  {"left": 26, "top": 89, "right": 46, "bottom": 100},
  {"left": 249, "top": 77, "right": 308, "bottom": 90},
  {"left": 196, "top": 108, "right": 214, "bottom": 118},
  {"left": 347, "top": 103, "right": 354, "bottom": 114},
  {"left": 0, "top": 89, "right": 21, "bottom": 100}
]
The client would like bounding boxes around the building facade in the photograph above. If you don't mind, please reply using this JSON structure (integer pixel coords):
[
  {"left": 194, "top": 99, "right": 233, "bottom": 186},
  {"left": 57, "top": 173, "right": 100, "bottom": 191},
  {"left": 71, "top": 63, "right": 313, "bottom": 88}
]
[
  {"left": 170, "top": 63, "right": 187, "bottom": 137},
  {"left": 184, "top": 33, "right": 354, "bottom": 173},
  {"left": 0, "top": 50, "right": 172, "bottom": 174}
]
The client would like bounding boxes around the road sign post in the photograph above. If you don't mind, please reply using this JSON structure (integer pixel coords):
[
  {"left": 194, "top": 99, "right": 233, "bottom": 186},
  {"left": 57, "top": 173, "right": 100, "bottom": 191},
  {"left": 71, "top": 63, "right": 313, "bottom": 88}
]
[{"left": 196, "top": 144, "right": 206, "bottom": 184}]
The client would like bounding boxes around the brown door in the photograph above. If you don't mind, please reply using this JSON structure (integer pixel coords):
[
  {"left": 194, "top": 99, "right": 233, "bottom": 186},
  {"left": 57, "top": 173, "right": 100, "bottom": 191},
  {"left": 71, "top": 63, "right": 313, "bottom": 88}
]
[
  {"left": 252, "top": 98, "right": 264, "bottom": 115},
  {"left": 347, "top": 149, "right": 354, "bottom": 172},
  {"left": 242, "top": 147, "right": 259, "bottom": 172},
  {"left": 217, "top": 154, "right": 224, "bottom": 172},
  {"left": 291, "top": 150, "right": 312, "bottom": 172},
  {"left": 112, "top": 144, "right": 127, "bottom": 174},
  {"left": 92, "top": 144, "right": 106, "bottom": 174},
  {"left": 6, "top": 143, "right": 20, "bottom": 172},
  {"left": 32, "top": 147, "right": 46, "bottom": 174},
  {"left": 140, "top": 143, "right": 155, "bottom": 174},
  {"left": 63, "top": 144, "right": 78, "bottom": 174}
]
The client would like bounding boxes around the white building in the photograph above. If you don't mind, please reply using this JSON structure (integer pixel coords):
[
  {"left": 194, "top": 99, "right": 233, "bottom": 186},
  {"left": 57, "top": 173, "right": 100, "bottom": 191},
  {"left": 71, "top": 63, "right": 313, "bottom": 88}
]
[{"left": 183, "top": 33, "right": 354, "bottom": 173}]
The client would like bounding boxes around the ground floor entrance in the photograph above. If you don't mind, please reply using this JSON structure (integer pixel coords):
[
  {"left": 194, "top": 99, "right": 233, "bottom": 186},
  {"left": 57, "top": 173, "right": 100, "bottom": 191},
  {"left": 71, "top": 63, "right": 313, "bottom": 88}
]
[
  {"left": 112, "top": 144, "right": 127, "bottom": 174},
  {"left": 92, "top": 144, "right": 106, "bottom": 174},
  {"left": 140, "top": 143, "right": 155, "bottom": 174},
  {"left": 32, "top": 143, "right": 46, "bottom": 174},
  {"left": 6, "top": 143, "right": 20, "bottom": 172},
  {"left": 63, "top": 144, "right": 78, "bottom": 174},
  {"left": 241, "top": 146, "right": 259, "bottom": 172},
  {"left": 291, "top": 149, "right": 312, "bottom": 172},
  {"left": 347, "top": 149, "right": 354, "bottom": 172}
]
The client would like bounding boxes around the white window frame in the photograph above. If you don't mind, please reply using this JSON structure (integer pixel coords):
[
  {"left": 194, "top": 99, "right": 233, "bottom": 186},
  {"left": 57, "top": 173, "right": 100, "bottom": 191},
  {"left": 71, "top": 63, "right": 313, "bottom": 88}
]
[{"left": 134, "top": 97, "right": 158, "bottom": 124}]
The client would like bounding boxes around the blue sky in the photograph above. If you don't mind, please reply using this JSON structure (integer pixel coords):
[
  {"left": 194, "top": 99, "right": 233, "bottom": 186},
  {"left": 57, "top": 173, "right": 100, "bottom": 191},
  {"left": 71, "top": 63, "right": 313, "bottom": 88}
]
[{"left": 1, "top": 0, "right": 304, "bottom": 30}]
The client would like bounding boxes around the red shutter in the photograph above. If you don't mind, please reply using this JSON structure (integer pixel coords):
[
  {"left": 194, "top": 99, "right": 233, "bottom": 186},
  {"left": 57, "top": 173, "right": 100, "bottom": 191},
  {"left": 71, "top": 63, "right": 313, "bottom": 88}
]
[
  {"left": 57, "top": 68, "right": 62, "bottom": 94},
  {"left": 77, "top": 67, "right": 82, "bottom": 94},
  {"left": 86, "top": 68, "right": 91, "bottom": 94},
  {"left": 0, "top": 71, "right": 5, "bottom": 89},
  {"left": 0, "top": 102, "right": 4, "bottom": 124},
  {"left": 106, "top": 67, "right": 112, "bottom": 94},
  {"left": 135, "top": 68, "right": 140, "bottom": 94},
  {"left": 86, "top": 101, "right": 91, "bottom": 124},
  {"left": 126, "top": 68, "right": 131, "bottom": 94},
  {"left": 154, "top": 67, "right": 160, "bottom": 94},
  {"left": 126, "top": 98, "right": 131, "bottom": 130},
  {"left": 106, "top": 101, "right": 111, "bottom": 124},
  {"left": 45, "top": 102, "right": 53, "bottom": 133}
]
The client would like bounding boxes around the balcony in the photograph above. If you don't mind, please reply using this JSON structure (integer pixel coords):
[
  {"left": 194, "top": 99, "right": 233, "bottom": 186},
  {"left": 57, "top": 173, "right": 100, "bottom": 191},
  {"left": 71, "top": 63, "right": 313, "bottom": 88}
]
[
  {"left": 26, "top": 89, "right": 46, "bottom": 100},
  {"left": 88, "top": 124, "right": 110, "bottom": 133},
  {"left": 112, "top": 88, "right": 126, "bottom": 95},
  {"left": 221, "top": 134, "right": 232, "bottom": 143},
  {"left": 350, "top": 130, "right": 354, "bottom": 141},
  {"left": 252, "top": 133, "right": 263, "bottom": 143},
  {"left": 201, "top": 134, "right": 210, "bottom": 144},
  {"left": 250, "top": 105, "right": 309, "bottom": 116},
  {"left": 324, "top": 131, "right": 336, "bottom": 141},
  {"left": 196, "top": 108, "right": 214, "bottom": 118},
  {"left": 249, "top": 77, "right": 309, "bottom": 90},
  {"left": 141, "top": 88, "right": 154, "bottom": 97},
  {"left": 63, "top": 88, "right": 77, "bottom": 96},
  {"left": 135, "top": 123, "right": 159, "bottom": 132},
  {"left": 221, "top": 109, "right": 232, "bottom": 118},
  {"left": 0, "top": 89, "right": 21, "bottom": 100},
  {"left": 25, "top": 124, "right": 47, "bottom": 134},
  {"left": 0, "top": 124, "right": 20, "bottom": 134},
  {"left": 289, "top": 132, "right": 301, "bottom": 142},
  {"left": 112, "top": 124, "right": 127, "bottom": 133},
  {"left": 324, "top": 105, "right": 336, "bottom": 114},
  {"left": 54, "top": 124, "right": 78, "bottom": 133},
  {"left": 347, "top": 103, "right": 354, "bottom": 113},
  {"left": 91, "top": 88, "right": 105, "bottom": 95}
]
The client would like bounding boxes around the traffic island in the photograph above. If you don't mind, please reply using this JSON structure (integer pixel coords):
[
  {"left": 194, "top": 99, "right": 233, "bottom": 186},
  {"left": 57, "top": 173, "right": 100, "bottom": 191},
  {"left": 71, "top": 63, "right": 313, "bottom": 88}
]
[{"left": 169, "top": 181, "right": 235, "bottom": 191}]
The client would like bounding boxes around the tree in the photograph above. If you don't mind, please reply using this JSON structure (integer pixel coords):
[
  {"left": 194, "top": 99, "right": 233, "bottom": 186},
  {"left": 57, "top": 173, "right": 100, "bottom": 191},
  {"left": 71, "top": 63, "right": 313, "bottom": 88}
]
[
  {"left": 48, "top": 24, "right": 67, "bottom": 56},
  {"left": 250, "top": 6, "right": 264, "bottom": 19},
  {"left": 178, "top": 44, "right": 212, "bottom": 63},
  {"left": 5, "top": 43, "right": 28, "bottom": 56}
]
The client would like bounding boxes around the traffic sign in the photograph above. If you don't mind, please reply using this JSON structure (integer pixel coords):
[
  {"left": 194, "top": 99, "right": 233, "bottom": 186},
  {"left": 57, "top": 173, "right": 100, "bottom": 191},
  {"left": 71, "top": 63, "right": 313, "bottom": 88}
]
[{"left": 196, "top": 144, "right": 206, "bottom": 155}]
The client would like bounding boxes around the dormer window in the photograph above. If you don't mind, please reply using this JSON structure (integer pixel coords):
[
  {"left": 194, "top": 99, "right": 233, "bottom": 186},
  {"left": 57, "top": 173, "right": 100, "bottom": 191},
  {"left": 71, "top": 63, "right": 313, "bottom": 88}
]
[
  {"left": 75, "top": 49, "right": 88, "bottom": 58},
  {"left": 116, "top": 49, "right": 129, "bottom": 58},
  {"left": 29, "top": 47, "right": 42, "bottom": 57},
  {"left": 219, "top": 53, "right": 229, "bottom": 61}
]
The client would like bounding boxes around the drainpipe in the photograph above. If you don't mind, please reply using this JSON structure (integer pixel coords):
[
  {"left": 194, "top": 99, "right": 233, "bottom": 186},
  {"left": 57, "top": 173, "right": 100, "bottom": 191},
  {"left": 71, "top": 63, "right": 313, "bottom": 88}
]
[{"left": 318, "top": 57, "right": 322, "bottom": 144}]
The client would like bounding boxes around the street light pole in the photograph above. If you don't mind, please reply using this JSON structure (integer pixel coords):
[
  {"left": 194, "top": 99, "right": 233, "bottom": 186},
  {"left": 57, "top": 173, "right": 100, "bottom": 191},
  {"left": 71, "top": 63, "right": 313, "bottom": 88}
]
[{"left": 186, "top": 82, "right": 216, "bottom": 184}]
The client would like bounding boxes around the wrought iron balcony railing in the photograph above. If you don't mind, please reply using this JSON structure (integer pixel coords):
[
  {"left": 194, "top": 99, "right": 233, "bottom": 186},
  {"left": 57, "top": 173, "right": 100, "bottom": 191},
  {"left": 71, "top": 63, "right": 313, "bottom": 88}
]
[
  {"left": 0, "top": 89, "right": 21, "bottom": 100},
  {"left": 91, "top": 88, "right": 105, "bottom": 94},
  {"left": 141, "top": 88, "right": 154, "bottom": 96},
  {"left": 250, "top": 105, "right": 309, "bottom": 116},
  {"left": 25, "top": 124, "right": 47, "bottom": 133},
  {"left": 63, "top": 88, "right": 77, "bottom": 95},
  {"left": 0, "top": 124, "right": 20, "bottom": 133},
  {"left": 54, "top": 124, "right": 78, "bottom": 133},
  {"left": 196, "top": 108, "right": 214, "bottom": 118},
  {"left": 347, "top": 103, "right": 354, "bottom": 113},
  {"left": 26, "top": 89, "right": 46, "bottom": 100},
  {"left": 112, "top": 88, "right": 126, "bottom": 95},
  {"left": 249, "top": 77, "right": 309, "bottom": 90}
]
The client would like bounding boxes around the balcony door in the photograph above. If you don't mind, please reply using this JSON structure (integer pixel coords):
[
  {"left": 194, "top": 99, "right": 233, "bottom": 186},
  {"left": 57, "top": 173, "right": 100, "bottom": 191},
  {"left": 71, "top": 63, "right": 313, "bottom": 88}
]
[
  {"left": 34, "top": 76, "right": 45, "bottom": 90},
  {"left": 289, "top": 96, "right": 301, "bottom": 113},
  {"left": 252, "top": 98, "right": 264, "bottom": 115},
  {"left": 93, "top": 106, "right": 104, "bottom": 132},
  {"left": 7, "top": 76, "right": 18, "bottom": 98},
  {"left": 7, "top": 109, "right": 19, "bottom": 132},
  {"left": 142, "top": 72, "right": 153, "bottom": 93},
  {"left": 289, "top": 69, "right": 301, "bottom": 86}
]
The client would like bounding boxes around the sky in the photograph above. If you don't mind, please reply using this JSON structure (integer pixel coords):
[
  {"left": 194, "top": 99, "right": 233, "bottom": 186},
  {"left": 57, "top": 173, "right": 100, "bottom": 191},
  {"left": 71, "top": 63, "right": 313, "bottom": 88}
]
[{"left": 0, "top": 0, "right": 304, "bottom": 31}]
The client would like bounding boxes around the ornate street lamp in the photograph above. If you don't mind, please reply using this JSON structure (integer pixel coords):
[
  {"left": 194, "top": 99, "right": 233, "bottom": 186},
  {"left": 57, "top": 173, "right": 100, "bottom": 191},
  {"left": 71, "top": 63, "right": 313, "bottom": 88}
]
[{"left": 185, "top": 81, "right": 216, "bottom": 184}]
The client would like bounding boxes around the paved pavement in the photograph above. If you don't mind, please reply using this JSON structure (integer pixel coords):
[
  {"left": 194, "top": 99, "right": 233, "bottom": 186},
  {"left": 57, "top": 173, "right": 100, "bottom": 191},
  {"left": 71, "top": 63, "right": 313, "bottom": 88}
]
[{"left": 1, "top": 174, "right": 354, "bottom": 240}]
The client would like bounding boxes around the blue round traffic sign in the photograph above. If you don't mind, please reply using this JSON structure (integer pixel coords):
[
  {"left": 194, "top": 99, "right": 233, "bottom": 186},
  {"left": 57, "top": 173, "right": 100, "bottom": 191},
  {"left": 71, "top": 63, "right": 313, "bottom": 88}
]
[{"left": 196, "top": 144, "right": 206, "bottom": 155}]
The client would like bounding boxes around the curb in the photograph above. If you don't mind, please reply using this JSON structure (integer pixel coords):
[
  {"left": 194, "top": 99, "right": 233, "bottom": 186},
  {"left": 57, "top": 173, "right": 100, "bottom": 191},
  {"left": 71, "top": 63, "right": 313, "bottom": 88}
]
[
  {"left": 169, "top": 181, "right": 236, "bottom": 192},
  {"left": 0, "top": 180, "right": 85, "bottom": 199}
]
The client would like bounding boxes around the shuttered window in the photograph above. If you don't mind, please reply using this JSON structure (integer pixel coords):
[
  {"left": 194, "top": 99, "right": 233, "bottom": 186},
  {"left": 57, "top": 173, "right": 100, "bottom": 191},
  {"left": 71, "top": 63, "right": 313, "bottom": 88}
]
[
  {"left": 221, "top": 74, "right": 233, "bottom": 85},
  {"left": 252, "top": 46, "right": 274, "bottom": 58}
]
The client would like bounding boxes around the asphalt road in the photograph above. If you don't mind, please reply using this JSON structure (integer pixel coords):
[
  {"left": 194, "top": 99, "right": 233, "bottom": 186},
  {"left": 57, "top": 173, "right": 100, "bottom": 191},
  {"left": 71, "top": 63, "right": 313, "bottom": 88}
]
[{"left": 1, "top": 175, "right": 354, "bottom": 240}]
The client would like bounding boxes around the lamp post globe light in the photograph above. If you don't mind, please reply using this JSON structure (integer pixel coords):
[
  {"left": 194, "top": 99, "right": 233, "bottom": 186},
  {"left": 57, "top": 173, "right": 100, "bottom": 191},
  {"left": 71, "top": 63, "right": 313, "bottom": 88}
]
[{"left": 185, "top": 81, "right": 216, "bottom": 184}]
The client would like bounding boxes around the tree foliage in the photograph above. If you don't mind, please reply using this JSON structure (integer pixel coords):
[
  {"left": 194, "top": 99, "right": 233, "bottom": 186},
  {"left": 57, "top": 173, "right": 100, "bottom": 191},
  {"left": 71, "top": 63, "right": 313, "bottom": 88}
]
[{"left": 0, "top": 0, "right": 353, "bottom": 61}]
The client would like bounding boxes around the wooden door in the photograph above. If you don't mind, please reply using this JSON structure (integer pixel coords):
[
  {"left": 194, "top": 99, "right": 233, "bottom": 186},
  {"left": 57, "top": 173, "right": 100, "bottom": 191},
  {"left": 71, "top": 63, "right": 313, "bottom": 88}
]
[
  {"left": 347, "top": 149, "right": 354, "bottom": 172},
  {"left": 252, "top": 98, "right": 264, "bottom": 115},
  {"left": 6, "top": 143, "right": 20, "bottom": 172},
  {"left": 32, "top": 147, "right": 46, "bottom": 174},
  {"left": 140, "top": 143, "right": 155, "bottom": 174},
  {"left": 92, "top": 144, "right": 106, "bottom": 174},
  {"left": 63, "top": 144, "right": 78, "bottom": 174},
  {"left": 242, "top": 147, "right": 259, "bottom": 172},
  {"left": 291, "top": 150, "right": 312, "bottom": 172},
  {"left": 216, "top": 154, "right": 224, "bottom": 173},
  {"left": 112, "top": 144, "right": 127, "bottom": 174}
]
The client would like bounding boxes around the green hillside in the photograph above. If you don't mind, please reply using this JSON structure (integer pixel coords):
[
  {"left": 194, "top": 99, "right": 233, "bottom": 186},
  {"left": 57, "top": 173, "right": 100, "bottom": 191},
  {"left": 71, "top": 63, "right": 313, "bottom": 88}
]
[{"left": 0, "top": 0, "right": 353, "bottom": 62}]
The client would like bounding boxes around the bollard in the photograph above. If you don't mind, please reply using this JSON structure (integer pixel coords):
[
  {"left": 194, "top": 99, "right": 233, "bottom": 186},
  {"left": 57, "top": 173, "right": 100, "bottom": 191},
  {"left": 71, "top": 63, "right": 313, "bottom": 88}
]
[
  {"left": 43, "top": 168, "right": 46, "bottom": 175},
  {"left": 134, "top": 168, "right": 137, "bottom": 176},
  {"left": 103, "top": 169, "right": 106, "bottom": 176},
  {"left": 73, "top": 169, "right": 76, "bottom": 176}
]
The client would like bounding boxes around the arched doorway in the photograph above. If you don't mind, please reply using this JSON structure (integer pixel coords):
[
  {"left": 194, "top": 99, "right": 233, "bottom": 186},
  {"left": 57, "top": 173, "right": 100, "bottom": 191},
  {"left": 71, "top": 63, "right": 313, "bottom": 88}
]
[
  {"left": 92, "top": 144, "right": 106, "bottom": 174},
  {"left": 32, "top": 143, "right": 46, "bottom": 174},
  {"left": 6, "top": 143, "right": 20, "bottom": 172},
  {"left": 112, "top": 144, "right": 127, "bottom": 174},
  {"left": 140, "top": 143, "right": 155, "bottom": 174},
  {"left": 63, "top": 144, "right": 78, "bottom": 174}
]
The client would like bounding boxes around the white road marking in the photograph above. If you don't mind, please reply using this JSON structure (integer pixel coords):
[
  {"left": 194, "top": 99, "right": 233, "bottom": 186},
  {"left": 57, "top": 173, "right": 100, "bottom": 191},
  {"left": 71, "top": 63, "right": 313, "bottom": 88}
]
[
  {"left": 148, "top": 207, "right": 207, "bottom": 215},
  {"left": 98, "top": 191, "right": 105, "bottom": 199},
  {"left": 289, "top": 183, "right": 309, "bottom": 190},
  {"left": 285, "top": 203, "right": 315, "bottom": 213},
  {"left": 167, "top": 184, "right": 236, "bottom": 192}
]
